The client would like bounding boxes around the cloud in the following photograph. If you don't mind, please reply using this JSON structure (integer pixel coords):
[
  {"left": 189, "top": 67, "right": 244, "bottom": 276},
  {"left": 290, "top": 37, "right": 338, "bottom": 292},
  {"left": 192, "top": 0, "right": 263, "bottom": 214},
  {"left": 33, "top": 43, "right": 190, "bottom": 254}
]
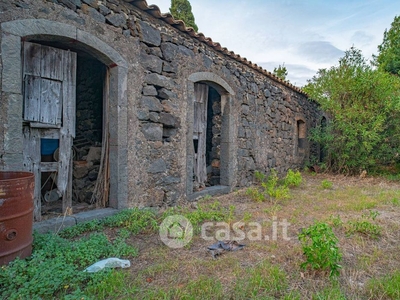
[
  {"left": 351, "top": 30, "right": 374, "bottom": 47},
  {"left": 297, "top": 41, "right": 344, "bottom": 63},
  {"left": 257, "top": 62, "right": 317, "bottom": 87}
]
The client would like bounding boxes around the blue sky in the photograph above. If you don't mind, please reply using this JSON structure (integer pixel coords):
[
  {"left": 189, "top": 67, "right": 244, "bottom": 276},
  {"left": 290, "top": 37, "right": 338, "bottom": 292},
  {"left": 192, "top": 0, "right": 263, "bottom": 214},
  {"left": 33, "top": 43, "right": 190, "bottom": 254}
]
[{"left": 151, "top": 0, "right": 400, "bottom": 87}]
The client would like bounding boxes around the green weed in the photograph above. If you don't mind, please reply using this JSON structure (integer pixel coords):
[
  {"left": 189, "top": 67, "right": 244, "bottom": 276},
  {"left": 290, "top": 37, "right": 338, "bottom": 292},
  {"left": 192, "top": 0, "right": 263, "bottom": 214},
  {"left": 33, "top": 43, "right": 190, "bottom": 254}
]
[
  {"left": 162, "top": 201, "right": 231, "bottom": 233},
  {"left": 345, "top": 210, "right": 381, "bottom": 239},
  {"left": 246, "top": 186, "right": 265, "bottom": 202},
  {"left": 367, "top": 271, "right": 400, "bottom": 299},
  {"left": 328, "top": 214, "right": 344, "bottom": 228},
  {"left": 298, "top": 222, "right": 342, "bottom": 277},
  {"left": 60, "top": 208, "right": 158, "bottom": 238},
  {"left": 321, "top": 179, "right": 333, "bottom": 189},
  {"left": 233, "top": 260, "right": 288, "bottom": 298},
  {"left": 284, "top": 169, "right": 303, "bottom": 187}
]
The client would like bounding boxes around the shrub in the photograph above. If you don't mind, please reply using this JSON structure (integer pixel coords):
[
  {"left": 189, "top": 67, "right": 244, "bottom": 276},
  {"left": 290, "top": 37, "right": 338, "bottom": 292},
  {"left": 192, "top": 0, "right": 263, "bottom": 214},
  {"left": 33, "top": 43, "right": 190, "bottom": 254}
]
[
  {"left": 304, "top": 47, "right": 400, "bottom": 174},
  {"left": 284, "top": 169, "right": 302, "bottom": 187},
  {"left": 298, "top": 222, "right": 342, "bottom": 277}
]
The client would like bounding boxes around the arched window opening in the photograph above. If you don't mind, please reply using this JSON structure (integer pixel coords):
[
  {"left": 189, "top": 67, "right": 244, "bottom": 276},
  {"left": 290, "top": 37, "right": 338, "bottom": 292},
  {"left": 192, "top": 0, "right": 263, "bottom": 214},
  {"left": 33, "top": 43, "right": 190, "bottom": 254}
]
[{"left": 297, "top": 119, "right": 306, "bottom": 155}]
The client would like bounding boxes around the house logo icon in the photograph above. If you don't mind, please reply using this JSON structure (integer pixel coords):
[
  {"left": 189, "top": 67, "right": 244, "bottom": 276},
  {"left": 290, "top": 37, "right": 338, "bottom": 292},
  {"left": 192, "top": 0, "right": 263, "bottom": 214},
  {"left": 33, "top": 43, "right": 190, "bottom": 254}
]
[{"left": 159, "top": 215, "right": 193, "bottom": 248}]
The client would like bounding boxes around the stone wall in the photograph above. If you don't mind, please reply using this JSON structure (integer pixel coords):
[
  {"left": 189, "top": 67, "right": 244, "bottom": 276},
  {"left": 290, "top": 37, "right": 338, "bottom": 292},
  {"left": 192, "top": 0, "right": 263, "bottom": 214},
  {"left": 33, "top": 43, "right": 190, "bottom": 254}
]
[{"left": 0, "top": 0, "right": 324, "bottom": 212}]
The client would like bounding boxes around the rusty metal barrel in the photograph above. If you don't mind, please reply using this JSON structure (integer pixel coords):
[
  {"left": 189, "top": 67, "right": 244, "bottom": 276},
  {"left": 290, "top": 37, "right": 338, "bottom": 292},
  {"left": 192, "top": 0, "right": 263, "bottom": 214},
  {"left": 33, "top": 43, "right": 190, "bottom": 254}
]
[{"left": 0, "top": 171, "right": 35, "bottom": 265}]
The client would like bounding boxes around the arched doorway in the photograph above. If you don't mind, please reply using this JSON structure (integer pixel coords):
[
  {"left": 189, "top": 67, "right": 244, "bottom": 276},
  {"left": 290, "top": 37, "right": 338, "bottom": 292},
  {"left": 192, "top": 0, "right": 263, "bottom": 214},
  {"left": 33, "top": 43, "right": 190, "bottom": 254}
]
[
  {"left": 187, "top": 73, "right": 236, "bottom": 198},
  {"left": 1, "top": 19, "right": 128, "bottom": 221}
]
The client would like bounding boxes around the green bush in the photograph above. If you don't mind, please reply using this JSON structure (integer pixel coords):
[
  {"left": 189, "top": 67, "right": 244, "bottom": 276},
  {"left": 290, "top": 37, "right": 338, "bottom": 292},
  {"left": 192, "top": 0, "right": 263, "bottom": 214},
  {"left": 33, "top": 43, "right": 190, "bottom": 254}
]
[
  {"left": 298, "top": 222, "right": 342, "bottom": 277},
  {"left": 304, "top": 47, "right": 400, "bottom": 174},
  {"left": 284, "top": 169, "right": 303, "bottom": 187}
]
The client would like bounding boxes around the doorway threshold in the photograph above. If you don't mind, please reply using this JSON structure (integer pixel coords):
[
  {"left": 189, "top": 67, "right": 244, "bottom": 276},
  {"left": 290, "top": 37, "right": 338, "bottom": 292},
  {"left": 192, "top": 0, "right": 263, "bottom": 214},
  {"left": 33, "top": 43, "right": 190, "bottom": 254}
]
[
  {"left": 189, "top": 185, "right": 231, "bottom": 201},
  {"left": 33, "top": 208, "right": 119, "bottom": 234}
]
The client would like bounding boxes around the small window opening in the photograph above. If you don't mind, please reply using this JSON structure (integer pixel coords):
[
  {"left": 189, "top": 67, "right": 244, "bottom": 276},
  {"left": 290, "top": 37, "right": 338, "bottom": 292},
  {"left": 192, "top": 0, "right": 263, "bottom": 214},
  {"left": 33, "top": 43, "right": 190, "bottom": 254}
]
[{"left": 297, "top": 119, "right": 306, "bottom": 154}]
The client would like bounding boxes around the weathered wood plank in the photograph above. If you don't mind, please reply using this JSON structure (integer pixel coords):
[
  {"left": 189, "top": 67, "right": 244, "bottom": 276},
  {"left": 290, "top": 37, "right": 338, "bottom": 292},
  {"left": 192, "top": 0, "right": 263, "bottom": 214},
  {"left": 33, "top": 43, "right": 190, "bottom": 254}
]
[
  {"left": 39, "top": 129, "right": 60, "bottom": 139},
  {"left": 64, "top": 157, "right": 73, "bottom": 214},
  {"left": 91, "top": 68, "right": 109, "bottom": 207},
  {"left": 41, "top": 45, "right": 63, "bottom": 80},
  {"left": 23, "top": 127, "right": 41, "bottom": 221},
  {"left": 193, "top": 83, "right": 209, "bottom": 187},
  {"left": 59, "top": 49, "right": 77, "bottom": 213},
  {"left": 40, "top": 78, "right": 62, "bottom": 125},
  {"left": 23, "top": 75, "right": 41, "bottom": 122},
  {"left": 64, "top": 51, "right": 77, "bottom": 137},
  {"left": 57, "top": 135, "right": 70, "bottom": 192},
  {"left": 30, "top": 122, "right": 61, "bottom": 129},
  {"left": 40, "top": 162, "right": 59, "bottom": 172},
  {"left": 23, "top": 42, "right": 41, "bottom": 76}
]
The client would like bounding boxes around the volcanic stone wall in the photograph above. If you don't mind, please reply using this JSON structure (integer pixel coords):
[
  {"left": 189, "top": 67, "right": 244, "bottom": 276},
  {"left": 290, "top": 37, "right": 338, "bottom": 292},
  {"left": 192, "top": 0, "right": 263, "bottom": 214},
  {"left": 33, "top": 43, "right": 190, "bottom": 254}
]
[{"left": 0, "top": 0, "right": 323, "bottom": 208}]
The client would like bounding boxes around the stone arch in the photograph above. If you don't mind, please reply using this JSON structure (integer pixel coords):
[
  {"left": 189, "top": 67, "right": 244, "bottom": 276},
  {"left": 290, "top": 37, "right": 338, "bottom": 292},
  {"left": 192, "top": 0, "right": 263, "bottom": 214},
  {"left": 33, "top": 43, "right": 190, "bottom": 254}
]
[
  {"left": 188, "top": 72, "right": 235, "bottom": 95},
  {"left": 1, "top": 19, "right": 128, "bottom": 210},
  {"left": 186, "top": 72, "right": 236, "bottom": 198}
]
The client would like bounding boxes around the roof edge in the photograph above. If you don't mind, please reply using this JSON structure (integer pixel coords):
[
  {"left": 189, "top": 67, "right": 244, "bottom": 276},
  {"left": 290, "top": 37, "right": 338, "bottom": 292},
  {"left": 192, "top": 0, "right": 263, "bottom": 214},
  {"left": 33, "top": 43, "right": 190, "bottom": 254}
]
[{"left": 125, "top": 0, "right": 308, "bottom": 96}]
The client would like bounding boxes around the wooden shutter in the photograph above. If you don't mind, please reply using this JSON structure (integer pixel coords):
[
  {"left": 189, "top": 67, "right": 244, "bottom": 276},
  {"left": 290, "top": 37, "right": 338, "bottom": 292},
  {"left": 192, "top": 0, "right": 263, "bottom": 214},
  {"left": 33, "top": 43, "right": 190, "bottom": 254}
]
[
  {"left": 23, "top": 42, "right": 64, "bottom": 127},
  {"left": 193, "top": 83, "right": 209, "bottom": 187}
]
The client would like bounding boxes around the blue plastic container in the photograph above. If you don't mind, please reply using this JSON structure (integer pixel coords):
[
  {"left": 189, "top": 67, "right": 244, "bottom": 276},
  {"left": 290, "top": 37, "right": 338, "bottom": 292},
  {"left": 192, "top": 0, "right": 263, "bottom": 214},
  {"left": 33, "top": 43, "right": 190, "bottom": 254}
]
[{"left": 40, "top": 139, "right": 59, "bottom": 155}]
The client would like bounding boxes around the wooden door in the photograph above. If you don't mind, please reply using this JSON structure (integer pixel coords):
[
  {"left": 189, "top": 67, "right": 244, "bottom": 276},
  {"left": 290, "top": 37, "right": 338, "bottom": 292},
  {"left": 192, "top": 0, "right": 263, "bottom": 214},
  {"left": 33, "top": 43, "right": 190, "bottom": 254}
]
[
  {"left": 193, "top": 83, "right": 209, "bottom": 189},
  {"left": 22, "top": 42, "right": 76, "bottom": 221}
]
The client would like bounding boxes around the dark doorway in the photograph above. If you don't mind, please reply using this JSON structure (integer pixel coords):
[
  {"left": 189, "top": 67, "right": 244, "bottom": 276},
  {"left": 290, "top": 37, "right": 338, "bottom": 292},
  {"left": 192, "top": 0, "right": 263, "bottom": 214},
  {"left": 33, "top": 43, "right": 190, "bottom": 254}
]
[
  {"left": 205, "top": 86, "right": 221, "bottom": 186},
  {"left": 72, "top": 56, "right": 106, "bottom": 209},
  {"left": 193, "top": 84, "right": 222, "bottom": 191}
]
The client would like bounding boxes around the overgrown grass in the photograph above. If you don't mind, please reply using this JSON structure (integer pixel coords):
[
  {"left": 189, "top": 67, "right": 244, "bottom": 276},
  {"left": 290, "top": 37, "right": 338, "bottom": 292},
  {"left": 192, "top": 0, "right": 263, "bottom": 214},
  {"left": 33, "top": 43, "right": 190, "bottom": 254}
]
[
  {"left": 367, "top": 271, "right": 400, "bottom": 299},
  {"left": 0, "top": 230, "right": 137, "bottom": 299},
  {"left": 60, "top": 207, "right": 159, "bottom": 238},
  {"left": 2, "top": 173, "right": 400, "bottom": 299}
]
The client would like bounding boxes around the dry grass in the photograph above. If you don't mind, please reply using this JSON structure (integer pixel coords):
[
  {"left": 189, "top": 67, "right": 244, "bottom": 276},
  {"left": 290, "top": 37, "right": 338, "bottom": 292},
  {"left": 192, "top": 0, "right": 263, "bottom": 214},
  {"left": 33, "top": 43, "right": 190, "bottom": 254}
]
[{"left": 98, "top": 172, "right": 400, "bottom": 299}]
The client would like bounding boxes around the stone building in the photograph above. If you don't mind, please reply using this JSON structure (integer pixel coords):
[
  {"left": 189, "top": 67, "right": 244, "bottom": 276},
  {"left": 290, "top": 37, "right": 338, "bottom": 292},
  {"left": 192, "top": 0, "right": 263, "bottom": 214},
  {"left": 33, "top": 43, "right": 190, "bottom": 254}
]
[{"left": 0, "top": 0, "right": 324, "bottom": 222}]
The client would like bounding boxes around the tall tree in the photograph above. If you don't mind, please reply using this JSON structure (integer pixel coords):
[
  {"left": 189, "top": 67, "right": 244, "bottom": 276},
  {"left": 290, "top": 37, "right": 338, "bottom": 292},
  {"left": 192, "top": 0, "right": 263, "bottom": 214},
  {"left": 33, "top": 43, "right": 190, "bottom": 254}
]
[
  {"left": 304, "top": 47, "right": 400, "bottom": 174},
  {"left": 375, "top": 15, "right": 400, "bottom": 75},
  {"left": 170, "top": 0, "right": 198, "bottom": 32},
  {"left": 273, "top": 63, "right": 288, "bottom": 81}
]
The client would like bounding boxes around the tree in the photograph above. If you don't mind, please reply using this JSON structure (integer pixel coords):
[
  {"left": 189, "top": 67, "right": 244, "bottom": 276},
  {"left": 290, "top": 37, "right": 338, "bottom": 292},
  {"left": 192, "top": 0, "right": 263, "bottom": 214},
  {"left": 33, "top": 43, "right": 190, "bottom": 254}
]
[
  {"left": 170, "top": 0, "right": 198, "bottom": 32},
  {"left": 374, "top": 15, "right": 400, "bottom": 75},
  {"left": 304, "top": 47, "right": 400, "bottom": 174},
  {"left": 273, "top": 63, "right": 288, "bottom": 81}
]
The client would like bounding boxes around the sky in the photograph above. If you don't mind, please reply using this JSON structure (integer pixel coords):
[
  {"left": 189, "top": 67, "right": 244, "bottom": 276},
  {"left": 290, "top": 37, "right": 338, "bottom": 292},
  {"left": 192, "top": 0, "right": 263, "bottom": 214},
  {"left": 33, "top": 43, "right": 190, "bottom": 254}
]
[{"left": 148, "top": 0, "right": 400, "bottom": 87}]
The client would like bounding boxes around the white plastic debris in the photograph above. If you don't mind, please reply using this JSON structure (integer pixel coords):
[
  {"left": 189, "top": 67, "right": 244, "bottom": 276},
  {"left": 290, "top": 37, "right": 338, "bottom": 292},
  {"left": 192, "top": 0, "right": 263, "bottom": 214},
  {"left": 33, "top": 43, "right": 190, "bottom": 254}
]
[{"left": 84, "top": 258, "right": 131, "bottom": 273}]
